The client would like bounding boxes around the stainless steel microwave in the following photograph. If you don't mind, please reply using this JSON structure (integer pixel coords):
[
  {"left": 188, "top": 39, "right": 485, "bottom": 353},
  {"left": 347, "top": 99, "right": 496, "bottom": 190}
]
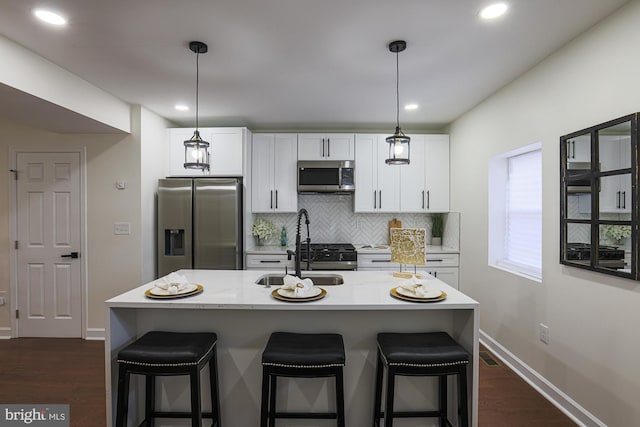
[{"left": 297, "top": 160, "right": 355, "bottom": 193}]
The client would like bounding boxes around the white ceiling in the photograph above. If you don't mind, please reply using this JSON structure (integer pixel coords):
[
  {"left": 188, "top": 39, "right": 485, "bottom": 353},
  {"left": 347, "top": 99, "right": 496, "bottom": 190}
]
[{"left": 0, "top": 0, "right": 630, "bottom": 133}]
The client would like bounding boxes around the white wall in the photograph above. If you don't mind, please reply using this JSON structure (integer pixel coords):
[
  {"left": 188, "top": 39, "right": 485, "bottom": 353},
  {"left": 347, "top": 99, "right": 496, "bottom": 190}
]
[
  {"left": 140, "top": 107, "right": 171, "bottom": 282},
  {"left": 449, "top": 2, "right": 640, "bottom": 426},
  {"left": 0, "top": 34, "right": 130, "bottom": 133}
]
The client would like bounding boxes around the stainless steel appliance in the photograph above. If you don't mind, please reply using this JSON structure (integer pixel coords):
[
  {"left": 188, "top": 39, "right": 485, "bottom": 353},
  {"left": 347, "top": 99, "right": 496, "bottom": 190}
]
[
  {"left": 566, "top": 243, "right": 625, "bottom": 268},
  {"left": 157, "top": 178, "right": 243, "bottom": 277},
  {"left": 300, "top": 243, "right": 357, "bottom": 271},
  {"left": 297, "top": 160, "right": 355, "bottom": 193}
]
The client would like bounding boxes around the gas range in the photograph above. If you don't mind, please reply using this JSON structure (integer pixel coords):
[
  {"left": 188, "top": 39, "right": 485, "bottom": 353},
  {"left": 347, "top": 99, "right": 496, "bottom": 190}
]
[
  {"left": 300, "top": 243, "right": 357, "bottom": 271},
  {"left": 566, "top": 243, "right": 625, "bottom": 268}
]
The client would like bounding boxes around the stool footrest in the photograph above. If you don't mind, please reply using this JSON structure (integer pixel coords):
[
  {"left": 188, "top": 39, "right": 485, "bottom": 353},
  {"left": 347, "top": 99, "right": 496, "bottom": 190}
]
[
  {"left": 149, "top": 411, "right": 215, "bottom": 419},
  {"left": 273, "top": 411, "right": 338, "bottom": 419}
]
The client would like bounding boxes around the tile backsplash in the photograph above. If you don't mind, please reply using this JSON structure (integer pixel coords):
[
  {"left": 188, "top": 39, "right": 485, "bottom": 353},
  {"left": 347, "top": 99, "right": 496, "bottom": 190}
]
[{"left": 253, "top": 194, "right": 460, "bottom": 248}]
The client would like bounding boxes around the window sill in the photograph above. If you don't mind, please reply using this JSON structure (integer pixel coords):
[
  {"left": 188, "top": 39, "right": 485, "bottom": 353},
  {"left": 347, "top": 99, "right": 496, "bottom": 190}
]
[{"left": 490, "top": 262, "right": 542, "bottom": 283}]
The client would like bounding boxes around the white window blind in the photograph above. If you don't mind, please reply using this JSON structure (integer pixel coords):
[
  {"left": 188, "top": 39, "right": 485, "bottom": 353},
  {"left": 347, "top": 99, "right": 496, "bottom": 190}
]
[{"left": 503, "top": 149, "right": 542, "bottom": 276}]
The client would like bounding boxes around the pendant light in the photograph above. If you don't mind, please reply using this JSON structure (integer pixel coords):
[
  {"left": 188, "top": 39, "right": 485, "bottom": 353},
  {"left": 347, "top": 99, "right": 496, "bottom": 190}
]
[
  {"left": 183, "top": 41, "right": 210, "bottom": 171},
  {"left": 385, "top": 40, "right": 410, "bottom": 165}
]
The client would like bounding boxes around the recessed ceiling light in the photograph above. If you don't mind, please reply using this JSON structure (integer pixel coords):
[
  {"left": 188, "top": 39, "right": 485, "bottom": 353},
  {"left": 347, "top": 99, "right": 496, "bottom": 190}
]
[
  {"left": 479, "top": 2, "right": 508, "bottom": 20},
  {"left": 404, "top": 104, "right": 419, "bottom": 111},
  {"left": 174, "top": 104, "right": 190, "bottom": 111},
  {"left": 33, "top": 9, "right": 67, "bottom": 26}
]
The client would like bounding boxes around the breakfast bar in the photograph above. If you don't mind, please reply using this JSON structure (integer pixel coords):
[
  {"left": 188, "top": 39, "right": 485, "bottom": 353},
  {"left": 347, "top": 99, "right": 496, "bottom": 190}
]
[{"left": 105, "top": 269, "right": 479, "bottom": 426}]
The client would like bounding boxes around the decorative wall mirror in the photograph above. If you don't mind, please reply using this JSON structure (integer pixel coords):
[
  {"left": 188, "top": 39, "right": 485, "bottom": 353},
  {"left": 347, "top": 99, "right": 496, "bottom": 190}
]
[{"left": 560, "top": 113, "right": 638, "bottom": 279}]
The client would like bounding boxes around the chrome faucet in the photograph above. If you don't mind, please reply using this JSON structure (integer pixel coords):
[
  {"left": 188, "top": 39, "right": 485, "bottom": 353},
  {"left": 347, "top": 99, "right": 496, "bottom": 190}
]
[{"left": 286, "top": 208, "right": 311, "bottom": 278}]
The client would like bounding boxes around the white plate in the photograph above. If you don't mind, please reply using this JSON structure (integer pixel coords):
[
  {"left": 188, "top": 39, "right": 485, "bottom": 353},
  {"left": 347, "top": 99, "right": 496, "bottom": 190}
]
[
  {"left": 396, "top": 286, "right": 443, "bottom": 299},
  {"left": 277, "top": 287, "right": 322, "bottom": 299},
  {"left": 150, "top": 283, "right": 198, "bottom": 296}
]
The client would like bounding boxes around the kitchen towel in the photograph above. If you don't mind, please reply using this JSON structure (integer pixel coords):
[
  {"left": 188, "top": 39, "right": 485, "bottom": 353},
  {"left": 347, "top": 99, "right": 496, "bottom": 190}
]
[{"left": 282, "top": 274, "right": 314, "bottom": 297}]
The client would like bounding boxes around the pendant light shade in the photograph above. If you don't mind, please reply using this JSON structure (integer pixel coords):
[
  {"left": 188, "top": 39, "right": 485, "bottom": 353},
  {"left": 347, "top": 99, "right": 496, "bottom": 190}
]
[
  {"left": 184, "top": 41, "right": 210, "bottom": 171},
  {"left": 385, "top": 40, "right": 410, "bottom": 165}
]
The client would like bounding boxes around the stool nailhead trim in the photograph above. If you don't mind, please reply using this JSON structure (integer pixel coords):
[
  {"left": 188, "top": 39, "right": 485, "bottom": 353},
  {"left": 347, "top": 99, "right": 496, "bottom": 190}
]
[{"left": 263, "top": 362, "right": 345, "bottom": 369}]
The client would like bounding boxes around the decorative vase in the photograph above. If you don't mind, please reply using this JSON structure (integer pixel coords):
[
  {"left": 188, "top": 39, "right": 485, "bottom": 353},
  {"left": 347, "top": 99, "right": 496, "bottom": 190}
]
[
  {"left": 255, "top": 236, "right": 266, "bottom": 246},
  {"left": 431, "top": 237, "right": 442, "bottom": 246}
]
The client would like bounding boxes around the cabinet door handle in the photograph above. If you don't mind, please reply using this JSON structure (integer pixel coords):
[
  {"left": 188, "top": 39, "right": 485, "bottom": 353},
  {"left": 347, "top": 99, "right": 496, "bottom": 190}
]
[
  {"left": 322, "top": 138, "right": 326, "bottom": 157},
  {"left": 427, "top": 190, "right": 430, "bottom": 209},
  {"left": 327, "top": 138, "right": 330, "bottom": 157},
  {"left": 374, "top": 190, "right": 377, "bottom": 209},
  {"left": 428, "top": 258, "right": 444, "bottom": 262},
  {"left": 270, "top": 190, "right": 273, "bottom": 209},
  {"left": 260, "top": 260, "right": 281, "bottom": 264},
  {"left": 372, "top": 259, "right": 392, "bottom": 263},
  {"left": 275, "top": 190, "right": 278, "bottom": 209},
  {"left": 623, "top": 191, "right": 626, "bottom": 209},
  {"left": 379, "top": 190, "right": 382, "bottom": 209},
  {"left": 422, "top": 190, "right": 425, "bottom": 209},
  {"left": 616, "top": 191, "right": 621, "bottom": 209}
]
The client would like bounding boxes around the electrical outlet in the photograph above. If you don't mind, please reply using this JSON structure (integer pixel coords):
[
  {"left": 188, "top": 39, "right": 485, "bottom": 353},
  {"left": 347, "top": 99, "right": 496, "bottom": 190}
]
[{"left": 539, "top": 323, "right": 550, "bottom": 344}]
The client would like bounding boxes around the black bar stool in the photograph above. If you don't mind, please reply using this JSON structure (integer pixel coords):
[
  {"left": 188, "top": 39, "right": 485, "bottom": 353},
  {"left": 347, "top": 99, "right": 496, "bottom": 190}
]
[
  {"left": 260, "top": 332, "right": 346, "bottom": 427},
  {"left": 372, "top": 332, "right": 469, "bottom": 427},
  {"left": 115, "top": 331, "right": 221, "bottom": 427}
]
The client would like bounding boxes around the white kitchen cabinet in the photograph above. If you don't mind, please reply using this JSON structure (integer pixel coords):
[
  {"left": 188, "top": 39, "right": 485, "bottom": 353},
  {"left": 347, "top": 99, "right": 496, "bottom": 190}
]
[
  {"left": 566, "top": 133, "right": 591, "bottom": 163},
  {"left": 169, "top": 127, "right": 248, "bottom": 176},
  {"left": 356, "top": 252, "right": 459, "bottom": 288},
  {"left": 354, "top": 134, "right": 400, "bottom": 212},
  {"left": 599, "top": 134, "right": 631, "bottom": 213},
  {"left": 251, "top": 134, "right": 298, "bottom": 213},
  {"left": 245, "top": 253, "right": 293, "bottom": 271},
  {"left": 356, "top": 133, "right": 449, "bottom": 213},
  {"left": 298, "top": 134, "right": 355, "bottom": 160}
]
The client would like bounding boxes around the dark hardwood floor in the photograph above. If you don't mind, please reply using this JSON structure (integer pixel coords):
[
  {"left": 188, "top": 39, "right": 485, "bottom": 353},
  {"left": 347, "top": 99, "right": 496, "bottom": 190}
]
[{"left": 0, "top": 339, "right": 576, "bottom": 426}]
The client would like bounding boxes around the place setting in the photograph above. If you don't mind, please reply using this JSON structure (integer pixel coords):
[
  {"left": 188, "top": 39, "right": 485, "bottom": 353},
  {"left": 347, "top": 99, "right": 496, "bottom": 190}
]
[
  {"left": 271, "top": 275, "right": 326, "bottom": 302},
  {"left": 145, "top": 272, "right": 203, "bottom": 299},
  {"left": 390, "top": 275, "right": 447, "bottom": 303}
]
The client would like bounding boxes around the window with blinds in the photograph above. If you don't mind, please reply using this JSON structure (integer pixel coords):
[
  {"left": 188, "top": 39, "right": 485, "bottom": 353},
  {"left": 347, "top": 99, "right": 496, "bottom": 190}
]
[{"left": 488, "top": 143, "right": 542, "bottom": 281}]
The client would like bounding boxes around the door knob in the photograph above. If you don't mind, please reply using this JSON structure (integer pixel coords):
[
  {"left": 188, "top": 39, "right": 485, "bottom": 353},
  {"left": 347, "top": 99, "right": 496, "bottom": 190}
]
[{"left": 61, "top": 252, "right": 79, "bottom": 259}]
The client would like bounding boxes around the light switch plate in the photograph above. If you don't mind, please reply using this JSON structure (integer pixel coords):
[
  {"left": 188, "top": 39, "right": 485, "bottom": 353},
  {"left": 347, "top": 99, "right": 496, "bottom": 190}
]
[{"left": 114, "top": 222, "right": 131, "bottom": 235}]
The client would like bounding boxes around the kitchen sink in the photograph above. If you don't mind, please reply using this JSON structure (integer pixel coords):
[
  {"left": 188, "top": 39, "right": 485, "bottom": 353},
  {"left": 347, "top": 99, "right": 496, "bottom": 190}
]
[{"left": 255, "top": 273, "right": 344, "bottom": 287}]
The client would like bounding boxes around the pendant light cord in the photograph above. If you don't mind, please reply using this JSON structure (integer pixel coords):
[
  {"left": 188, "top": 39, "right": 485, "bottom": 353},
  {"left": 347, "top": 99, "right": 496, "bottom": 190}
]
[
  {"left": 395, "top": 49, "right": 400, "bottom": 129},
  {"left": 195, "top": 49, "right": 200, "bottom": 131}
]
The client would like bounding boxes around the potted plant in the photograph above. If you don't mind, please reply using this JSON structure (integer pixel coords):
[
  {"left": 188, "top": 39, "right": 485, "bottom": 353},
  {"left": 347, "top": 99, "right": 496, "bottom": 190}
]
[
  {"left": 601, "top": 224, "right": 631, "bottom": 246},
  {"left": 431, "top": 213, "right": 444, "bottom": 246},
  {"left": 252, "top": 218, "right": 276, "bottom": 246}
]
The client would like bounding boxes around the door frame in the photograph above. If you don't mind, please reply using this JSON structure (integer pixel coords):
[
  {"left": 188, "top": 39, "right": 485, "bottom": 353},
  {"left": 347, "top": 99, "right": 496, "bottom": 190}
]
[{"left": 9, "top": 147, "right": 88, "bottom": 338}]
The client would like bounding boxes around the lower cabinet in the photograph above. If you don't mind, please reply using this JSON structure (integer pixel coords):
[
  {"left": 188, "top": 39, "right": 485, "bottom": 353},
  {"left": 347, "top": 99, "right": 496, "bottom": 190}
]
[
  {"left": 357, "top": 252, "right": 459, "bottom": 289},
  {"left": 245, "top": 254, "right": 293, "bottom": 271}
]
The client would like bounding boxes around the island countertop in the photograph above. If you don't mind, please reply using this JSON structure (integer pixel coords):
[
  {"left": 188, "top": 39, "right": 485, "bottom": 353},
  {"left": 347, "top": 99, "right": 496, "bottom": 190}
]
[
  {"left": 106, "top": 269, "right": 476, "bottom": 310},
  {"left": 105, "top": 270, "right": 479, "bottom": 427}
]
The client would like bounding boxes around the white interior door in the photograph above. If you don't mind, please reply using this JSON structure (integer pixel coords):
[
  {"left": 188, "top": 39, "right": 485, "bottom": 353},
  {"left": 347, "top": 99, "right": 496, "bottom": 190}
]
[{"left": 15, "top": 151, "right": 82, "bottom": 337}]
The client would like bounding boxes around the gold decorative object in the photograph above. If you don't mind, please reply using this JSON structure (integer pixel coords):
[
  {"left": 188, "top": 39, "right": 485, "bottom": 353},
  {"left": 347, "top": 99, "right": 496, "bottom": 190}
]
[{"left": 390, "top": 228, "right": 426, "bottom": 266}]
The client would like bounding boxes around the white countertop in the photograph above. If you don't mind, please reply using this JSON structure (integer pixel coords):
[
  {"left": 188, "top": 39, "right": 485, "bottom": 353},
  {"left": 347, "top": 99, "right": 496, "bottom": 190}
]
[{"left": 106, "top": 269, "right": 477, "bottom": 310}]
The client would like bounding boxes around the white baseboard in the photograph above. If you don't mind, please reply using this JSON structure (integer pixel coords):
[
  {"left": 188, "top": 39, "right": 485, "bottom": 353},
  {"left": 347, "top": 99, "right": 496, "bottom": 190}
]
[
  {"left": 85, "top": 328, "right": 105, "bottom": 341},
  {"left": 0, "top": 327, "right": 12, "bottom": 339},
  {"left": 479, "top": 330, "right": 606, "bottom": 427}
]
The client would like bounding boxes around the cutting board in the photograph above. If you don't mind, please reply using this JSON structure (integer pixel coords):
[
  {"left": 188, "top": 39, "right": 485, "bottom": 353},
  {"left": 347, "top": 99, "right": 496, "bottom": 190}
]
[{"left": 388, "top": 218, "right": 402, "bottom": 243}]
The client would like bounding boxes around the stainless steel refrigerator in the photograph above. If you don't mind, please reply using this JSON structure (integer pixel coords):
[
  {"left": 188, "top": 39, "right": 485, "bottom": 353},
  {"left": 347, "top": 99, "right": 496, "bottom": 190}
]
[{"left": 157, "top": 178, "right": 243, "bottom": 277}]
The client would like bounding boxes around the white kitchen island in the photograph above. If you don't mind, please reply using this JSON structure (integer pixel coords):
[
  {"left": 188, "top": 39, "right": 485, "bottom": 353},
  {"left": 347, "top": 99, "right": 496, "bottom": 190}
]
[{"left": 105, "top": 270, "right": 479, "bottom": 427}]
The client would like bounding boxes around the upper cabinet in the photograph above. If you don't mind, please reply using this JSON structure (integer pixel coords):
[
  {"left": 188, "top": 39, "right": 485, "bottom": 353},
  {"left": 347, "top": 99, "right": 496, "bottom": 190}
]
[
  {"left": 354, "top": 134, "right": 400, "bottom": 212},
  {"left": 169, "top": 127, "right": 249, "bottom": 176},
  {"left": 251, "top": 134, "right": 298, "bottom": 213},
  {"left": 298, "top": 134, "right": 355, "bottom": 160},
  {"left": 560, "top": 113, "right": 638, "bottom": 280},
  {"left": 354, "top": 134, "right": 449, "bottom": 213},
  {"left": 400, "top": 134, "right": 450, "bottom": 213}
]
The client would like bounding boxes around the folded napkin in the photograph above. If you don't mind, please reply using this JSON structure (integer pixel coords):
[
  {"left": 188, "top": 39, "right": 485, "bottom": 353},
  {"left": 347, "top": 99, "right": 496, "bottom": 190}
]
[
  {"left": 397, "top": 275, "right": 432, "bottom": 298},
  {"left": 155, "top": 272, "right": 190, "bottom": 295},
  {"left": 281, "top": 274, "right": 314, "bottom": 297}
]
